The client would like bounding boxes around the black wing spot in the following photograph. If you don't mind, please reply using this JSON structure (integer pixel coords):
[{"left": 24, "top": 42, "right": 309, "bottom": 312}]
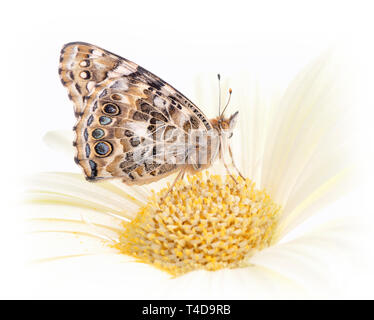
[
  {"left": 80, "top": 70, "right": 91, "bottom": 80},
  {"left": 85, "top": 144, "right": 91, "bottom": 157},
  {"left": 150, "top": 111, "right": 168, "bottom": 122},
  {"left": 89, "top": 160, "right": 97, "bottom": 178},
  {"left": 92, "top": 101, "right": 98, "bottom": 111},
  {"left": 122, "top": 164, "right": 137, "bottom": 174},
  {"left": 94, "top": 141, "right": 112, "bottom": 157},
  {"left": 125, "top": 152, "right": 134, "bottom": 162},
  {"left": 99, "top": 116, "right": 112, "bottom": 125},
  {"left": 140, "top": 102, "right": 152, "bottom": 114},
  {"left": 92, "top": 128, "right": 105, "bottom": 139},
  {"left": 124, "top": 129, "right": 134, "bottom": 137},
  {"left": 145, "top": 161, "right": 160, "bottom": 172},
  {"left": 75, "top": 83, "right": 82, "bottom": 94},
  {"left": 147, "top": 125, "right": 156, "bottom": 133},
  {"left": 190, "top": 116, "right": 200, "bottom": 129},
  {"left": 130, "top": 137, "right": 141, "bottom": 147},
  {"left": 133, "top": 111, "right": 149, "bottom": 122},
  {"left": 87, "top": 115, "right": 94, "bottom": 126},
  {"left": 168, "top": 105, "right": 176, "bottom": 116},
  {"left": 103, "top": 103, "right": 120, "bottom": 115}
]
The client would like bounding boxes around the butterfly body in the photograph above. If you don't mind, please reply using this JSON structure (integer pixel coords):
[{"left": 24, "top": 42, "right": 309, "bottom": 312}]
[{"left": 59, "top": 42, "right": 239, "bottom": 186}]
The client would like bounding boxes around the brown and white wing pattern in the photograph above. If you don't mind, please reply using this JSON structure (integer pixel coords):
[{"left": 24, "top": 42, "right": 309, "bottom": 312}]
[{"left": 59, "top": 42, "right": 215, "bottom": 185}]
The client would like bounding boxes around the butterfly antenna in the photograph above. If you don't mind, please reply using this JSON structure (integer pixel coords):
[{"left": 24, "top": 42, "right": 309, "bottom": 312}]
[
  {"left": 218, "top": 74, "right": 221, "bottom": 116},
  {"left": 220, "top": 88, "right": 232, "bottom": 117}
]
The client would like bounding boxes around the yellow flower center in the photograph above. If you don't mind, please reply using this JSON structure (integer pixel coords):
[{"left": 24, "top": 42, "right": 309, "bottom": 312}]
[{"left": 116, "top": 171, "right": 281, "bottom": 276}]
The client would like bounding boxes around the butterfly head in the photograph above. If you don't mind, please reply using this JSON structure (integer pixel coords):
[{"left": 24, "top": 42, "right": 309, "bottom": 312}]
[
  {"left": 214, "top": 75, "right": 238, "bottom": 139},
  {"left": 211, "top": 111, "right": 239, "bottom": 139}
]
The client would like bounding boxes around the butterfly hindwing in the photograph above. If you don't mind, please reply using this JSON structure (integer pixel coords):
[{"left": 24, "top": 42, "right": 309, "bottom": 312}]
[{"left": 59, "top": 42, "right": 215, "bottom": 185}]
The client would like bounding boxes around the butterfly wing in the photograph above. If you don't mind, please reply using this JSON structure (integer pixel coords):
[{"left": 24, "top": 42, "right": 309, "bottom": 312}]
[{"left": 59, "top": 42, "right": 216, "bottom": 185}]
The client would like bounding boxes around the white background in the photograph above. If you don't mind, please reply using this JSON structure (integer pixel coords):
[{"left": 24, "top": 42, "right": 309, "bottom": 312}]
[{"left": 1, "top": 0, "right": 374, "bottom": 299}]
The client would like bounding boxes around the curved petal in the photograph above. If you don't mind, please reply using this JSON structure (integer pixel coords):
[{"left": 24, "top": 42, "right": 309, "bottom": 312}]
[
  {"left": 250, "top": 213, "right": 369, "bottom": 297},
  {"left": 25, "top": 172, "right": 145, "bottom": 219}
]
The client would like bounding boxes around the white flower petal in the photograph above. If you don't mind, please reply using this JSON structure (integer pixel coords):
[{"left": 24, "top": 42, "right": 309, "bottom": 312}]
[
  {"left": 26, "top": 172, "right": 144, "bottom": 219},
  {"left": 43, "top": 130, "right": 75, "bottom": 157},
  {"left": 250, "top": 213, "right": 367, "bottom": 297}
]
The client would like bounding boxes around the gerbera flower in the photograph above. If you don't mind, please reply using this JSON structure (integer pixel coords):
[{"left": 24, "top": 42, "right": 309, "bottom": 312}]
[{"left": 25, "top": 52, "right": 365, "bottom": 299}]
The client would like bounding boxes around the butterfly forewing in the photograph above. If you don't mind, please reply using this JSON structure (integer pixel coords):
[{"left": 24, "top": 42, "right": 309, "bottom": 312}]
[{"left": 59, "top": 42, "right": 216, "bottom": 185}]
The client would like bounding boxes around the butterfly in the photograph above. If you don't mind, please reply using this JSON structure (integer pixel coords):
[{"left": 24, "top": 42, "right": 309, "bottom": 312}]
[{"left": 59, "top": 42, "right": 243, "bottom": 192}]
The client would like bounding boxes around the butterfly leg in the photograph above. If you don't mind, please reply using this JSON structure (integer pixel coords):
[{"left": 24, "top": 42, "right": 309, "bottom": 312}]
[
  {"left": 228, "top": 144, "right": 245, "bottom": 180},
  {"left": 219, "top": 137, "right": 238, "bottom": 184},
  {"left": 180, "top": 170, "right": 186, "bottom": 181},
  {"left": 223, "top": 160, "right": 238, "bottom": 184},
  {"left": 162, "top": 168, "right": 186, "bottom": 200}
]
